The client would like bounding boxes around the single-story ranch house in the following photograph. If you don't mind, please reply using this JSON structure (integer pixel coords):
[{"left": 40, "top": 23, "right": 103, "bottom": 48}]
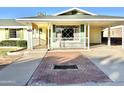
[{"left": 0, "top": 8, "right": 124, "bottom": 50}]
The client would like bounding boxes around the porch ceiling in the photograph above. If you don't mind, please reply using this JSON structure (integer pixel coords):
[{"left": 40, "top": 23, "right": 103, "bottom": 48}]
[
  {"left": 33, "top": 21, "right": 124, "bottom": 29},
  {"left": 88, "top": 21, "right": 124, "bottom": 28},
  {"left": 34, "top": 22, "right": 49, "bottom": 27},
  {"left": 17, "top": 20, "right": 124, "bottom": 29}
]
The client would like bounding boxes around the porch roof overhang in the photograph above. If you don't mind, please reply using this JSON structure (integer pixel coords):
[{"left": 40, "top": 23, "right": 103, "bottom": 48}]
[
  {"left": 16, "top": 15, "right": 124, "bottom": 21},
  {"left": 16, "top": 15, "right": 124, "bottom": 29}
]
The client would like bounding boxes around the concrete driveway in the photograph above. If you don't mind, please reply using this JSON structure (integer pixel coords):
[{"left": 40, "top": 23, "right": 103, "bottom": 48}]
[
  {"left": 82, "top": 45, "right": 124, "bottom": 85},
  {"left": 0, "top": 49, "right": 47, "bottom": 86},
  {"left": 0, "top": 45, "right": 124, "bottom": 86}
]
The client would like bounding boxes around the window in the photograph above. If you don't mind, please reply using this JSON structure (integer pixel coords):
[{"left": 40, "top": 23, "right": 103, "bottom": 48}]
[
  {"left": 62, "top": 28, "right": 74, "bottom": 40},
  {"left": 55, "top": 25, "right": 79, "bottom": 41},
  {"left": 9, "top": 29, "right": 17, "bottom": 38}
]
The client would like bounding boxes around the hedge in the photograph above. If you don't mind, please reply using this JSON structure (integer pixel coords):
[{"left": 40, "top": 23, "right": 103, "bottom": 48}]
[{"left": 0, "top": 40, "right": 27, "bottom": 47}]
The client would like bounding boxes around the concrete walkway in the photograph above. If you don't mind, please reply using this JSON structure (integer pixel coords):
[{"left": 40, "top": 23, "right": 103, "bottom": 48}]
[
  {"left": 0, "top": 49, "right": 47, "bottom": 86},
  {"left": 82, "top": 45, "right": 124, "bottom": 85}
]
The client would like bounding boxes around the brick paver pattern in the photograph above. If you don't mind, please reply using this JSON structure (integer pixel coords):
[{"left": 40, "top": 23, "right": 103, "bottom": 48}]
[{"left": 28, "top": 52, "right": 112, "bottom": 85}]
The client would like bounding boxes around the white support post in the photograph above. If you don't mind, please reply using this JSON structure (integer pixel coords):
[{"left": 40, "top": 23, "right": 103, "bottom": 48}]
[
  {"left": 84, "top": 24, "right": 86, "bottom": 49},
  {"left": 50, "top": 25, "right": 53, "bottom": 49},
  {"left": 38, "top": 29, "right": 40, "bottom": 45},
  {"left": 108, "top": 27, "right": 111, "bottom": 46},
  {"left": 48, "top": 25, "right": 50, "bottom": 50},
  {"left": 27, "top": 26, "right": 33, "bottom": 50},
  {"left": 122, "top": 26, "right": 124, "bottom": 48},
  {"left": 87, "top": 24, "right": 90, "bottom": 49}
]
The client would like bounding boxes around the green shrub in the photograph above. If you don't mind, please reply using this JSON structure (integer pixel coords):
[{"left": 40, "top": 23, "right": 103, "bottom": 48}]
[
  {"left": 0, "top": 40, "right": 27, "bottom": 47},
  {"left": 16, "top": 40, "right": 27, "bottom": 47}
]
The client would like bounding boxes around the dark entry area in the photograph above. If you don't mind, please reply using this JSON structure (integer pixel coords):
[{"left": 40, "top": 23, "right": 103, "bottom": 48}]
[{"left": 101, "top": 32, "right": 122, "bottom": 45}]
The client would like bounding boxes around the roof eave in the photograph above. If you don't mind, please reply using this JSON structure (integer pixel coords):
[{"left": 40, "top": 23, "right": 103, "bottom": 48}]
[
  {"left": 16, "top": 18, "right": 124, "bottom": 21},
  {"left": 0, "top": 26, "right": 28, "bottom": 28},
  {"left": 53, "top": 8, "right": 97, "bottom": 16}
]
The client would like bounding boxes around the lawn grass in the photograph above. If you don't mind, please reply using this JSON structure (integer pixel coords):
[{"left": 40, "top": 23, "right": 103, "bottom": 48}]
[{"left": 0, "top": 48, "right": 17, "bottom": 56}]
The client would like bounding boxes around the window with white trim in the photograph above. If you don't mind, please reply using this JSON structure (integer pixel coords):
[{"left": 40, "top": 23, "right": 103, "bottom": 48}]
[{"left": 9, "top": 29, "right": 17, "bottom": 38}]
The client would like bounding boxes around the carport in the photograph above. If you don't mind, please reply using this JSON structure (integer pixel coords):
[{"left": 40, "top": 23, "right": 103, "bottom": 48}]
[{"left": 87, "top": 21, "right": 124, "bottom": 48}]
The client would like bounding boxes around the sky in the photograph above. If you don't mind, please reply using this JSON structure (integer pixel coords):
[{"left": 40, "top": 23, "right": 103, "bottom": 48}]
[{"left": 0, "top": 7, "right": 124, "bottom": 18}]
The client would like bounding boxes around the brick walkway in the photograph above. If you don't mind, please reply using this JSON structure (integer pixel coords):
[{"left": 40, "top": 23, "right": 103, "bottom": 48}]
[{"left": 27, "top": 52, "right": 112, "bottom": 85}]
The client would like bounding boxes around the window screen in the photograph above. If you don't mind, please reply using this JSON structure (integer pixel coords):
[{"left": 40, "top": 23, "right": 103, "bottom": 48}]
[{"left": 9, "top": 29, "right": 17, "bottom": 38}]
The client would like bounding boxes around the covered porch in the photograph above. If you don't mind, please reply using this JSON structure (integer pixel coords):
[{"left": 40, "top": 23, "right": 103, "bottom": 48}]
[{"left": 16, "top": 19, "right": 124, "bottom": 50}]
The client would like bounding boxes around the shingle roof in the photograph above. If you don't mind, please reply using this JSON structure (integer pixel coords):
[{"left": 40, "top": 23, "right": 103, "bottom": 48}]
[
  {"left": 0, "top": 19, "right": 25, "bottom": 26},
  {"left": 18, "top": 14, "right": 124, "bottom": 20}
]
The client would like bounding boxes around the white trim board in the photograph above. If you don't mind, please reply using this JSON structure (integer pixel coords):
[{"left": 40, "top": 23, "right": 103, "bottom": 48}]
[
  {"left": 53, "top": 8, "right": 97, "bottom": 16},
  {"left": 16, "top": 18, "right": 124, "bottom": 21}
]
